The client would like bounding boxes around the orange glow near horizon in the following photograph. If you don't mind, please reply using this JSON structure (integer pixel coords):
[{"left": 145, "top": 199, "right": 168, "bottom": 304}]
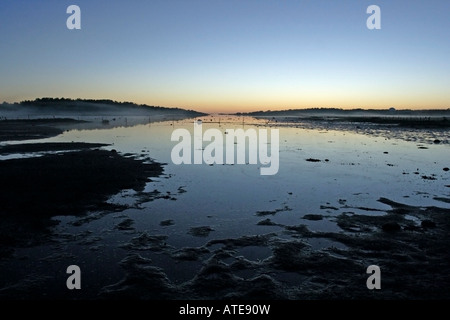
[
  {"left": 9, "top": 87, "right": 449, "bottom": 114},
  {"left": 125, "top": 82, "right": 450, "bottom": 113},
  {"left": 12, "top": 79, "right": 448, "bottom": 113},
  {"left": 133, "top": 95, "right": 450, "bottom": 114}
]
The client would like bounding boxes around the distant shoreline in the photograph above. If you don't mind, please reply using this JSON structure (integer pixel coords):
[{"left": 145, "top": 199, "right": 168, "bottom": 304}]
[
  {"left": 0, "top": 114, "right": 197, "bottom": 142},
  {"left": 0, "top": 97, "right": 206, "bottom": 119},
  {"left": 236, "top": 107, "right": 450, "bottom": 117},
  {"left": 253, "top": 114, "right": 450, "bottom": 129},
  {"left": 0, "top": 98, "right": 206, "bottom": 141}
]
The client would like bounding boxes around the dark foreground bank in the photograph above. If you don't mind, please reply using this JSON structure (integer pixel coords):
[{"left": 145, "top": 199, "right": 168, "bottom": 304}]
[{"left": 0, "top": 143, "right": 163, "bottom": 258}]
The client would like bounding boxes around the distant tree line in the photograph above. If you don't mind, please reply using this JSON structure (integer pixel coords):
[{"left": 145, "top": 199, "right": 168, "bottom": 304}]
[
  {"left": 19, "top": 97, "right": 173, "bottom": 110},
  {"left": 237, "top": 107, "right": 450, "bottom": 116},
  {"left": 12, "top": 97, "right": 203, "bottom": 114}
]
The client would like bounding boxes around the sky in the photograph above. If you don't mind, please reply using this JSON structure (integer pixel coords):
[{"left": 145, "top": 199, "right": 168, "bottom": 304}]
[{"left": 0, "top": 0, "right": 449, "bottom": 113}]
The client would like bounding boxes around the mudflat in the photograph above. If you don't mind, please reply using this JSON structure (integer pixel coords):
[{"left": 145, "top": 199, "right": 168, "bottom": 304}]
[
  {"left": 0, "top": 141, "right": 163, "bottom": 259},
  {"left": 0, "top": 119, "right": 86, "bottom": 142}
]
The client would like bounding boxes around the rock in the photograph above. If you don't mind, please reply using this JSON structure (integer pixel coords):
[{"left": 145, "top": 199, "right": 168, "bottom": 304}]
[
  {"left": 433, "top": 139, "right": 441, "bottom": 144},
  {"left": 443, "top": 167, "right": 449, "bottom": 172},
  {"left": 306, "top": 158, "right": 321, "bottom": 162}
]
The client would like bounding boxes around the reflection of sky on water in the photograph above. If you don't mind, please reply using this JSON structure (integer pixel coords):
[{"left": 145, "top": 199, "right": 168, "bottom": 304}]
[{"left": 43, "top": 116, "right": 449, "bottom": 240}]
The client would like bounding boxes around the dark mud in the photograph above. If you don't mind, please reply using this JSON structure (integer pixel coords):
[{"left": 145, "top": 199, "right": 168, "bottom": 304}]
[
  {"left": 99, "top": 253, "right": 178, "bottom": 299},
  {"left": 0, "top": 145, "right": 163, "bottom": 257},
  {"left": 0, "top": 148, "right": 162, "bottom": 217},
  {"left": 97, "top": 198, "right": 450, "bottom": 299},
  {"left": 1, "top": 196, "right": 449, "bottom": 299},
  {"left": 303, "top": 214, "right": 324, "bottom": 221},
  {"left": 256, "top": 205, "right": 292, "bottom": 217},
  {"left": 120, "top": 233, "right": 171, "bottom": 252},
  {"left": 257, "top": 218, "right": 279, "bottom": 226},
  {"left": 0, "top": 142, "right": 109, "bottom": 155},
  {"left": 115, "top": 218, "right": 135, "bottom": 231},
  {"left": 160, "top": 219, "right": 175, "bottom": 227},
  {"left": 188, "top": 226, "right": 215, "bottom": 237}
]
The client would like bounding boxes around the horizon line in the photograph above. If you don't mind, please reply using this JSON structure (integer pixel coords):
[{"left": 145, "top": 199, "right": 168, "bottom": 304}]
[{"left": 2, "top": 97, "right": 449, "bottom": 114}]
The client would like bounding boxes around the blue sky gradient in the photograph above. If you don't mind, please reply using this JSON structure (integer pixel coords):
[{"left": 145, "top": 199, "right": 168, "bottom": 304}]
[{"left": 1, "top": 0, "right": 449, "bottom": 112}]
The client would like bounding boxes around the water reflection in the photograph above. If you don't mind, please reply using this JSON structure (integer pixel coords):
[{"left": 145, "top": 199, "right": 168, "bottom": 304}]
[
  {"left": 1, "top": 115, "right": 449, "bottom": 297},
  {"left": 42, "top": 115, "right": 449, "bottom": 243}
]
